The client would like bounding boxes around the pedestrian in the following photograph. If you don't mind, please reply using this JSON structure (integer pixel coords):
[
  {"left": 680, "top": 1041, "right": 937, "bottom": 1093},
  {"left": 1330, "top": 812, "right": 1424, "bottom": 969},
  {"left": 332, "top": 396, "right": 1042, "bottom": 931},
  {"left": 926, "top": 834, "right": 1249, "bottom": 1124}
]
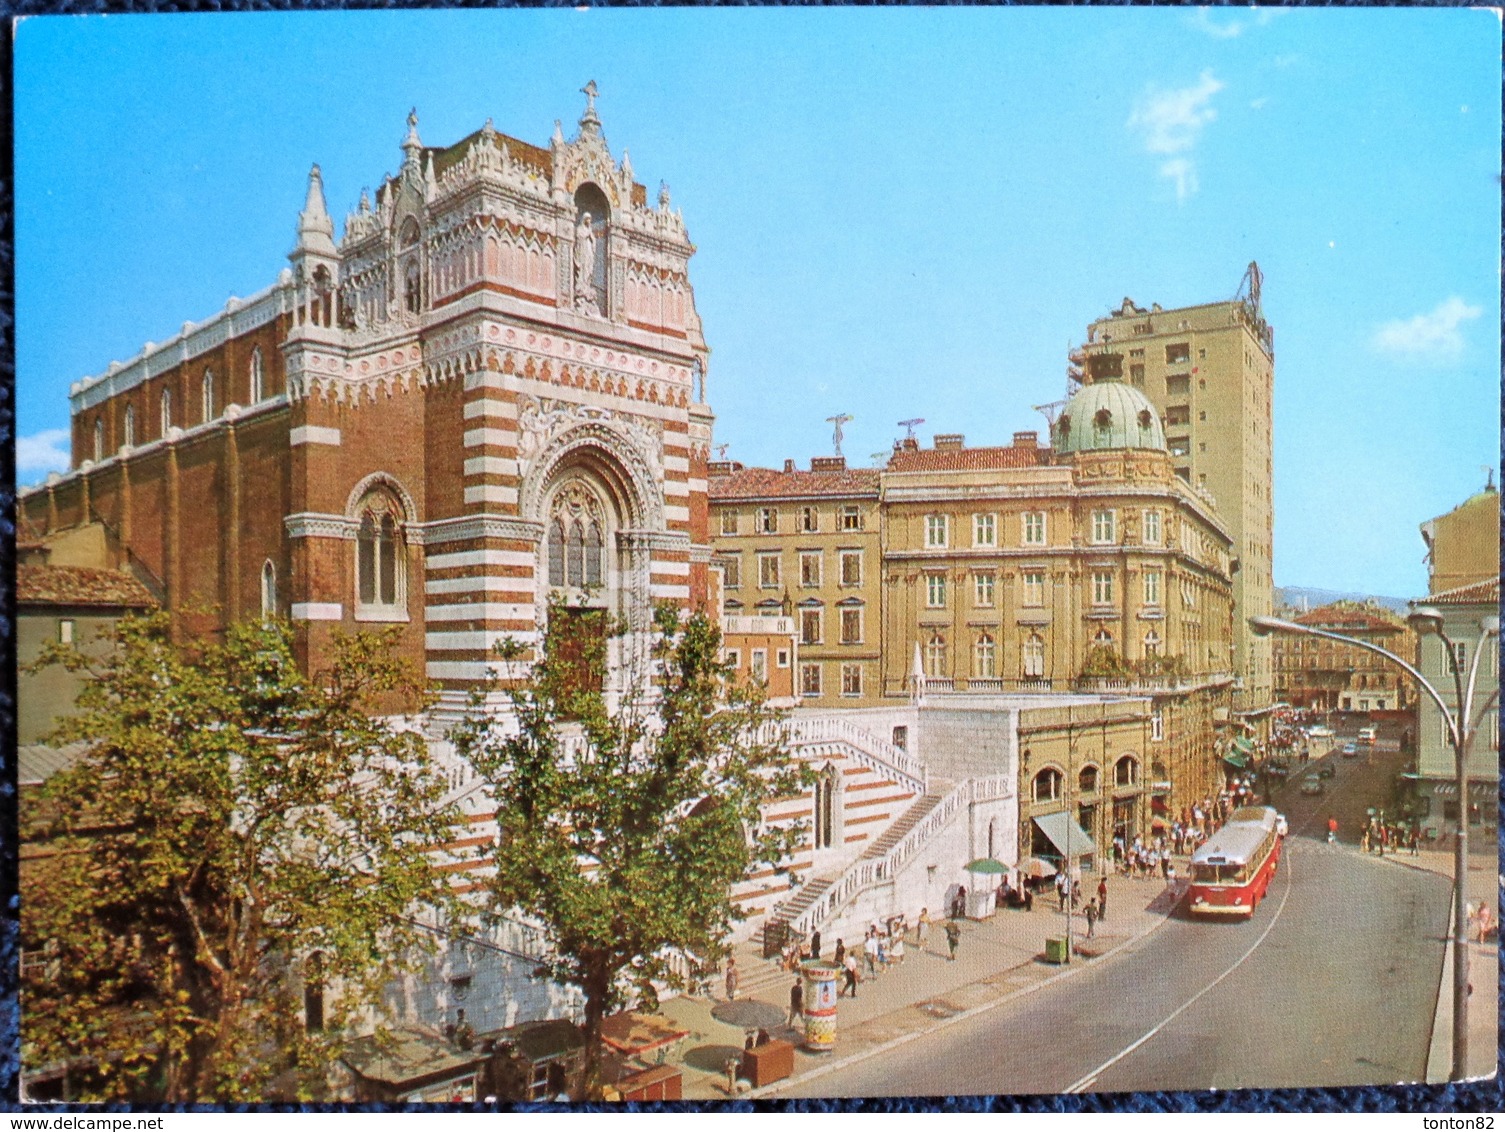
[
  {"left": 863, "top": 930, "right": 880, "bottom": 977},
  {"left": 877, "top": 936, "right": 889, "bottom": 972},
  {"left": 1327, "top": 816, "right": 1338, "bottom": 844},
  {"left": 917, "top": 909, "right": 931, "bottom": 952},
  {"left": 1097, "top": 877, "right": 1109, "bottom": 922},
  {"left": 1361, "top": 827, "right": 1370, "bottom": 854},
  {"left": 788, "top": 978, "right": 804, "bottom": 1028},
  {"left": 891, "top": 932, "right": 906, "bottom": 965},
  {"left": 810, "top": 929, "right": 822, "bottom": 961},
  {"left": 1071, "top": 878, "right": 1082, "bottom": 909},
  {"left": 724, "top": 1053, "right": 741, "bottom": 1096},
  {"left": 1084, "top": 897, "right": 1098, "bottom": 939},
  {"left": 953, "top": 886, "right": 968, "bottom": 920},
  {"left": 834, "top": 938, "right": 846, "bottom": 967},
  {"left": 1160, "top": 852, "right": 1171, "bottom": 881},
  {"left": 944, "top": 920, "right": 961, "bottom": 962},
  {"left": 842, "top": 951, "right": 859, "bottom": 997},
  {"left": 1056, "top": 870, "right": 1069, "bottom": 912},
  {"left": 724, "top": 956, "right": 740, "bottom": 1002},
  {"left": 1479, "top": 904, "right": 1495, "bottom": 944}
]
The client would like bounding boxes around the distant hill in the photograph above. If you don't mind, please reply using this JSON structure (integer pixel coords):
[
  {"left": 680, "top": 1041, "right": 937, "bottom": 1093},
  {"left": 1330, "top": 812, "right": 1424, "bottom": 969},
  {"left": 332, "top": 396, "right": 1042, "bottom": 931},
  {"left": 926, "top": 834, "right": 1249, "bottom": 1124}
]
[{"left": 1275, "top": 586, "right": 1410, "bottom": 616}]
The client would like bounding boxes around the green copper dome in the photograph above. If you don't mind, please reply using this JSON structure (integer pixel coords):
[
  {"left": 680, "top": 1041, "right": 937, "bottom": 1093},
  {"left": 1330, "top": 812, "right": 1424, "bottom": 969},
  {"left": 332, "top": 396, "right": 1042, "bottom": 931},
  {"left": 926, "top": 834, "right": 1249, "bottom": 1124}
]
[{"left": 1053, "top": 380, "right": 1167, "bottom": 454}]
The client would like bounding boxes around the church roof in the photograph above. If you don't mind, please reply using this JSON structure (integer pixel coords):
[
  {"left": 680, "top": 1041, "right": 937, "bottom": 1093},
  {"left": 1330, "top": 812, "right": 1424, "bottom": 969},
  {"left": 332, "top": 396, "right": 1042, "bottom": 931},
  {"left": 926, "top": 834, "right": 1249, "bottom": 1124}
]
[
  {"left": 709, "top": 466, "right": 880, "bottom": 501},
  {"left": 1054, "top": 380, "right": 1167, "bottom": 454},
  {"left": 17, "top": 565, "right": 158, "bottom": 610},
  {"left": 886, "top": 445, "right": 1051, "bottom": 473}
]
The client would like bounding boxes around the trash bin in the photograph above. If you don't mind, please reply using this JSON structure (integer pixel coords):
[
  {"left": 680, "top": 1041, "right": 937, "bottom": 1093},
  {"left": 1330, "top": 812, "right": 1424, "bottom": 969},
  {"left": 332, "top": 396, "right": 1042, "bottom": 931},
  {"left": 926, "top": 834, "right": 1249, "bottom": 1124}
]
[{"left": 1045, "top": 936, "right": 1070, "bottom": 964}]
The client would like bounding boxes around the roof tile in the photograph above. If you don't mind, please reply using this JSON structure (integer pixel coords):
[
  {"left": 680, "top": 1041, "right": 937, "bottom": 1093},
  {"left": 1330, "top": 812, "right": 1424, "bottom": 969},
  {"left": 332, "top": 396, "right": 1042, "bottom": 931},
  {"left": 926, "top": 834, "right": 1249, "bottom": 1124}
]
[
  {"left": 18, "top": 565, "right": 158, "bottom": 609},
  {"left": 709, "top": 466, "right": 880, "bottom": 501}
]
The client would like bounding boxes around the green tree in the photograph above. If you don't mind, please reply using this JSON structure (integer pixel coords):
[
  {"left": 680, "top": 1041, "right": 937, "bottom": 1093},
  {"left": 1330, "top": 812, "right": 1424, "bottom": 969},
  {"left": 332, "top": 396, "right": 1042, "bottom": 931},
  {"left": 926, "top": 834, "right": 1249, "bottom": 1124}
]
[
  {"left": 22, "top": 615, "right": 462, "bottom": 1102},
  {"left": 453, "top": 603, "right": 806, "bottom": 1098}
]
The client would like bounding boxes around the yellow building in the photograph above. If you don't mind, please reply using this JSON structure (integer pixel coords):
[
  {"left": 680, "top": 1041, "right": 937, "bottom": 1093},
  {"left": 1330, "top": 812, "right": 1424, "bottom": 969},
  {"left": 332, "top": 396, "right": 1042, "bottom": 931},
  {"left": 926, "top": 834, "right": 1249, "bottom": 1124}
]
[
  {"left": 1076, "top": 265, "right": 1274, "bottom": 727},
  {"left": 709, "top": 373, "right": 1238, "bottom": 835},
  {"left": 1271, "top": 601, "right": 1415, "bottom": 715},
  {"left": 708, "top": 458, "right": 883, "bottom": 705},
  {"left": 1421, "top": 479, "right": 1500, "bottom": 594}
]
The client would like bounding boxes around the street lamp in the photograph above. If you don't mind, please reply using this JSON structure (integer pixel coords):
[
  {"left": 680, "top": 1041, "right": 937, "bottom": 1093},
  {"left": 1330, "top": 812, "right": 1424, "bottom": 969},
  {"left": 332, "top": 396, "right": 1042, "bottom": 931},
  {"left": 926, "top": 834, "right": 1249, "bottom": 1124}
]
[{"left": 1248, "top": 612, "right": 1500, "bottom": 1082}]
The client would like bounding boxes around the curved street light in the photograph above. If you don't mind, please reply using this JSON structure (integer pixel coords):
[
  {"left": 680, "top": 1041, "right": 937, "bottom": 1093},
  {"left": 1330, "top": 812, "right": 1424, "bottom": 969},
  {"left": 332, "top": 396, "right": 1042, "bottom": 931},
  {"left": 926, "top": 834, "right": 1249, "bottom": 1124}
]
[{"left": 1248, "top": 612, "right": 1499, "bottom": 1083}]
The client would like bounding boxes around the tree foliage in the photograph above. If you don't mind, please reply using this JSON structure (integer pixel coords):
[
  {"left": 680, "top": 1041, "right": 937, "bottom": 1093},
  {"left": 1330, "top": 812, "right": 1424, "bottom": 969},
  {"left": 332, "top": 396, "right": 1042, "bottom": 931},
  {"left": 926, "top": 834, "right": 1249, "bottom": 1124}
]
[
  {"left": 22, "top": 616, "right": 461, "bottom": 1102},
  {"left": 452, "top": 602, "right": 807, "bottom": 1098}
]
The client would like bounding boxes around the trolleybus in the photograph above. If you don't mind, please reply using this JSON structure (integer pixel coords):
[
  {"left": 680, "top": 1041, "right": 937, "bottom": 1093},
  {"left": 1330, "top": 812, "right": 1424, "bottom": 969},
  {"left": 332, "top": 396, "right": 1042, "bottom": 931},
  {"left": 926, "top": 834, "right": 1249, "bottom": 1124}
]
[{"left": 1187, "top": 805, "right": 1285, "bottom": 918}]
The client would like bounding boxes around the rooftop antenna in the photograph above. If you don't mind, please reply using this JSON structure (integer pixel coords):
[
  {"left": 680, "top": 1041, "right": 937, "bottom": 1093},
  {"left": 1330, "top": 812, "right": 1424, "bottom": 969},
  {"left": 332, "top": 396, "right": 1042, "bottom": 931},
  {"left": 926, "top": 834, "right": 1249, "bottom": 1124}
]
[
  {"left": 898, "top": 418, "right": 925, "bottom": 442},
  {"left": 826, "top": 413, "right": 853, "bottom": 458},
  {"left": 1484, "top": 465, "right": 1496, "bottom": 492},
  {"left": 1235, "top": 261, "right": 1263, "bottom": 316},
  {"left": 715, "top": 443, "right": 729, "bottom": 461},
  {"left": 1033, "top": 400, "right": 1066, "bottom": 430}
]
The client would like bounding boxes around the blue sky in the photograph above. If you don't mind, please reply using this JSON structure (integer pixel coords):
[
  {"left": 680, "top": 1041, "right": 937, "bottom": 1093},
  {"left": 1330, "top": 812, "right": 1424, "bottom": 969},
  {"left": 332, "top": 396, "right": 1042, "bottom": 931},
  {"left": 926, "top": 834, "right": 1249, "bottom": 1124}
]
[{"left": 14, "top": 10, "right": 1500, "bottom": 598}]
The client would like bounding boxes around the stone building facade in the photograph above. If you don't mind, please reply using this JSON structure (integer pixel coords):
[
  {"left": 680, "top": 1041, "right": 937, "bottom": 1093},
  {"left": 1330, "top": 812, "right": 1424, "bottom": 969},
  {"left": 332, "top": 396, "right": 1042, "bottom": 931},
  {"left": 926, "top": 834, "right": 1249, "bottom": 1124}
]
[
  {"left": 1270, "top": 601, "right": 1416, "bottom": 715},
  {"left": 19, "top": 95, "right": 714, "bottom": 726},
  {"left": 1076, "top": 266, "right": 1275, "bottom": 728}
]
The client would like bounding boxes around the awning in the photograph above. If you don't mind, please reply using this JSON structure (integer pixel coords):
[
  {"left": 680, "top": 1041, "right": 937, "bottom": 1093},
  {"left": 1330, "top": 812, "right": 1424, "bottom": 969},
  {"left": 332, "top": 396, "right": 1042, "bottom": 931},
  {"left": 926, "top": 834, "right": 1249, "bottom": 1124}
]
[
  {"left": 1033, "top": 811, "right": 1097, "bottom": 861},
  {"left": 1232, "top": 737, "right": 1256, "bottom": 755},
  {"left": 1222, "top": 751, "right": 1250, "bottom": 769}
]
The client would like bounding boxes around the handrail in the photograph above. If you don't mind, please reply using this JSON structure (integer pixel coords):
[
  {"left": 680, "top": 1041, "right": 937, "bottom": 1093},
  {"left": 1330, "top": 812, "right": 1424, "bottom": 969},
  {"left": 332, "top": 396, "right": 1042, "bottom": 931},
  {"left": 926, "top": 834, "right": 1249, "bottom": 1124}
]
[
  {"left": 765, "top": 717, "right": 927, "bottom": 794},
  {"left": 784, "top": 772, "right": 1015, "bottom": 938}
]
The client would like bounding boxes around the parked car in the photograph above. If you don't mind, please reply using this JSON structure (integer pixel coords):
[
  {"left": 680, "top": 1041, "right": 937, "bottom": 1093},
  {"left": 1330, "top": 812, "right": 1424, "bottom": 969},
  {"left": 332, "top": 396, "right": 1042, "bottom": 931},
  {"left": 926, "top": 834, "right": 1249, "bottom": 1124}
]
[
  {"left": 1341, "top": 743, "right": 1358, "bottom": 758},
  {"left": 1308, "top": 725, "right": 1335, "bottom": 739},
  {"left": 1300, "top": 777, "right": 1325, "bottom": 796},
  {"left": 1276, "top": 813, "right": 1290, "bottom": 837}
]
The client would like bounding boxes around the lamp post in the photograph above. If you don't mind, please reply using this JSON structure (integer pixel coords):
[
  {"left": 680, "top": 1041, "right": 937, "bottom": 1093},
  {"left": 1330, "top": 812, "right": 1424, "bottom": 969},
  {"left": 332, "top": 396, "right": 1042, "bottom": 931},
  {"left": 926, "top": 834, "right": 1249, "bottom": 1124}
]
[{"left": 1248, "top": 612, "right": 1499, "bottom": 1082}]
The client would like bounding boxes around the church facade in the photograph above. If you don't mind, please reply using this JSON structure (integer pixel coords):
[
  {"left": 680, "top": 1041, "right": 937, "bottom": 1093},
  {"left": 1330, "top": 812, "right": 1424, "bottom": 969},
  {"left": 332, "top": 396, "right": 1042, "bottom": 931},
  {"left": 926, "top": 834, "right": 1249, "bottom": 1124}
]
[{"left": 21, "top": 90, "right": 713, "bottom": 720}]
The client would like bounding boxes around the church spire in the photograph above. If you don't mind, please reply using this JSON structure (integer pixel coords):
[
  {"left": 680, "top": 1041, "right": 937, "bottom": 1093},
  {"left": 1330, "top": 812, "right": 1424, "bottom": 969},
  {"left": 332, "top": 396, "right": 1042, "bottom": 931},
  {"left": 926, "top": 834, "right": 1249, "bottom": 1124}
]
[
  {"left": 578, "top": 80, "right": 602, "bottom": 138},
  {"left": 402, "top": 107, "right": 424, "bottom": 170},
  {"left": 293, "top": 164, "right": 338, "bottom": 258}
]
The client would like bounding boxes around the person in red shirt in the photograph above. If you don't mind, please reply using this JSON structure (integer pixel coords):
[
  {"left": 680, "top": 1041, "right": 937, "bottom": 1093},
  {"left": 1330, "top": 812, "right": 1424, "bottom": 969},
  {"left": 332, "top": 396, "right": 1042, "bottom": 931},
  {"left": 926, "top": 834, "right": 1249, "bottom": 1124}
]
[{"left": 1327, "top": 816, "right": 1339, "bottom": 844}]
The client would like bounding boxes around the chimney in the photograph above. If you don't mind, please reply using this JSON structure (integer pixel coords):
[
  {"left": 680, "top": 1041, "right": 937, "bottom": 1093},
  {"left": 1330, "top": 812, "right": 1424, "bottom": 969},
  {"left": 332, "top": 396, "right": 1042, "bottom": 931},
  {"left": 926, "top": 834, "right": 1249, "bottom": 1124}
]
[
  {"left": 783, "top": 459, "right": 797, "bottom": 473},
  {"left": 1012, "top": 431, "right": 1038, "bottom": 449},
  {"left": 810, "top": 456, "right": 846, "bottom": 472},
  {"left": 901, "top": 436, "right": 920, "bottom": 452},
  {"left": 933, "top": 434, "right": 965, "bottom": 450}
]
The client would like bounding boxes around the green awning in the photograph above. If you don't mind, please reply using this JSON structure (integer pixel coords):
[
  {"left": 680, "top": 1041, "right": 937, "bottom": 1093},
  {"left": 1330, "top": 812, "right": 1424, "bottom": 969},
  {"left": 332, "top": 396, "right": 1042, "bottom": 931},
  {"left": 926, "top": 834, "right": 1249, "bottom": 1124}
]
[
  {"left": 1233, "top": 737, "right": 1256, "bottom": 755},
  {"left": 1222, "top": 751, "right": 1250, "bottom": 769},
  {"left": 1032, "top": 812, "right": 1097, "bottom": 861}
]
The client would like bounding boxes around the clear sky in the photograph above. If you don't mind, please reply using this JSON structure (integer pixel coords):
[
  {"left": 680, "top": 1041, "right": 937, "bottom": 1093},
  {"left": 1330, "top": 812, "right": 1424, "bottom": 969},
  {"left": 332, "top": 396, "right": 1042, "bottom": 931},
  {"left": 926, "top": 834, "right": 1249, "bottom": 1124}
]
[{"left": 14, "top": 9, "right": 1500, "bottom": 599}]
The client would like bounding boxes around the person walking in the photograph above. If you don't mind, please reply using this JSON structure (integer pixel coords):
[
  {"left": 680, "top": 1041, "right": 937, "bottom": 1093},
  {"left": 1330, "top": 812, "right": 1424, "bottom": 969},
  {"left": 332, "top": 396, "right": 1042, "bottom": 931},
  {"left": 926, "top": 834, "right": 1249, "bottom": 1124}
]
[
  {"left": 917, "top": 908, "right": 931, "bottom": 953},
  {"left": 787, "top": 978, "right": 804, "bottom": 1028},
  {"left": 1084, "top": 897, "right": 1098, "bottom": 939},
  {"left": 863, "top": 930, "right": 880, "bottom": 978},
  {"left": 1327, "top": 816, "right": 1338, "bottom": 844},
  {"left": 891, "top": 932, "right": 906, "bottom": 966},
  {"left": 724, "top": 956, "right": 740, "bottom": 1002},
  {"left": 842, "top": 951, "right": 859, "bottom": 997},
  {"left": 810, "top": 929, "right": 822, "bottom": 961},
  {"left": 944, "top": 919, "right": 961, "bottom": 962},
  {"left": 833, "top": 938, "right": 846, "bottom": 968},
  {"left": 1097, "top": 877, "right": 1109, "bottom": 923},
  {"left": 1056, "top": 870, "right": 1069, "bottom": 912}
]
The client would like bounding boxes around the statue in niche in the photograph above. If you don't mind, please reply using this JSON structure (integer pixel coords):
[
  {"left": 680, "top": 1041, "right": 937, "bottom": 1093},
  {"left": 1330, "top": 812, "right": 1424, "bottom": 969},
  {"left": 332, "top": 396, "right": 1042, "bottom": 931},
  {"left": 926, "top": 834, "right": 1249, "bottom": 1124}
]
[{"left": 574, "top": 212, "right": 599, "bottom": 314}]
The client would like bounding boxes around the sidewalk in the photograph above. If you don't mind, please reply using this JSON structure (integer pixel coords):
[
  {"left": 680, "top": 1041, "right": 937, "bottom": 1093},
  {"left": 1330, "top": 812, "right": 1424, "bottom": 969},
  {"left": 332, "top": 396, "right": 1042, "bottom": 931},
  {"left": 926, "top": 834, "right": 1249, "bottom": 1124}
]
[
  {"left": 652, "top": 870, "right": 1184, "bottom": 1099},
  {"left": 1371, "top": 844, "right": 1498, "bottom": 1083}
]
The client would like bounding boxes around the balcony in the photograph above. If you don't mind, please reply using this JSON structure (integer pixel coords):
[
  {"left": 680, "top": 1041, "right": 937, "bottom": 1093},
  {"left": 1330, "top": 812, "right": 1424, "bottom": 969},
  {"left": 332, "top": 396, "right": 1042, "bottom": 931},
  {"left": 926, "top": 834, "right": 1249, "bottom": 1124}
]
[{"left": 722, "top": 615, "right": 795, "bottom": 637}]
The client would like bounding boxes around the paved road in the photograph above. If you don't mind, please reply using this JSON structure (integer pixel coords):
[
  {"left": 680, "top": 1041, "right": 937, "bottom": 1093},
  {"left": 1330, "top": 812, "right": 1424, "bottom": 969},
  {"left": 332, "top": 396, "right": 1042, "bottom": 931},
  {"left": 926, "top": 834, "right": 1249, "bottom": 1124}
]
[{"left": 779, "top": 743, "right": 1451, "bottom": 1098}]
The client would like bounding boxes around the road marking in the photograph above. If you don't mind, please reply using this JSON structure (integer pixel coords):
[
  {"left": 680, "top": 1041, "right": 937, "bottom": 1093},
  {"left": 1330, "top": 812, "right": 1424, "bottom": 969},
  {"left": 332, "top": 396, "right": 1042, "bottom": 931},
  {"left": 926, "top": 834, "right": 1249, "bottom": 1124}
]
[{"left": 1064, "top": 853, "right": 1295, "bottom": 1093}]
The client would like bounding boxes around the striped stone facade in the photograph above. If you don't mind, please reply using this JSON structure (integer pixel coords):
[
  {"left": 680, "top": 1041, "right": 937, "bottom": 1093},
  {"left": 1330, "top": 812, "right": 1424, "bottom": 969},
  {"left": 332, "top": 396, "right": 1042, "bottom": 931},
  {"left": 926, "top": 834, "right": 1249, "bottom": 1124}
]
[{"left": 19, "top": 96, "right": 714, "bottom": 715}]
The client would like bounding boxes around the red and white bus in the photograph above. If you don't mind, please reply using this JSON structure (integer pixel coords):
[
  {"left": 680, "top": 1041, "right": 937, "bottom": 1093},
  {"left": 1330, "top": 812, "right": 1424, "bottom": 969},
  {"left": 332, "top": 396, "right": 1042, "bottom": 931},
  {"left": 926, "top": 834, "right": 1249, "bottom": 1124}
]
[{"left": 1187, "top": 805, "right": 1285, "bottom": 918}]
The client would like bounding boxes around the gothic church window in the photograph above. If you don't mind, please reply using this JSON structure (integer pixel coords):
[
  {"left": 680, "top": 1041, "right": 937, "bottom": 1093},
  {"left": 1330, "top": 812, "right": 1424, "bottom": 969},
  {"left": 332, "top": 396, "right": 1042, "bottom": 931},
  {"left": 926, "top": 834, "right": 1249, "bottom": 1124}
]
[
  {"left": 261, "top": 560, "right": 277, "bottom": 619},
  {"left": 93, "top": 418, "right": 104, "bottom": 461},
  {"left": 250, "top": 349, "right": 264, "bottom": 403},
  {"left": 812, "top": 764, "right": 841, "bottom": 850},
  {"left": 355, "top": 491, "right": 405, "bottom": 618},
  {"left": 122, "top": 405, "right": 135, "bottom": 449},
  {"left": 202, "top": 370, "right": 215, "bottom": 423},
  {"left": 160, "top": 389, "right": 173, "bottom": 437},
  {"left": 546, "top": 483, "right": 607, "bottom": 592}
]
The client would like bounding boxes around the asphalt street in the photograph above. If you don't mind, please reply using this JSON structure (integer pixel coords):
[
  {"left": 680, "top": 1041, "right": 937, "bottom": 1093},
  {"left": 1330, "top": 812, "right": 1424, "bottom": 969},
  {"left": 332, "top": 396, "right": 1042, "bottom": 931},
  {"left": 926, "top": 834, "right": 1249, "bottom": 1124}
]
[{"left": 779, "top": 739, "right": 1452, "bottom": 1098}]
